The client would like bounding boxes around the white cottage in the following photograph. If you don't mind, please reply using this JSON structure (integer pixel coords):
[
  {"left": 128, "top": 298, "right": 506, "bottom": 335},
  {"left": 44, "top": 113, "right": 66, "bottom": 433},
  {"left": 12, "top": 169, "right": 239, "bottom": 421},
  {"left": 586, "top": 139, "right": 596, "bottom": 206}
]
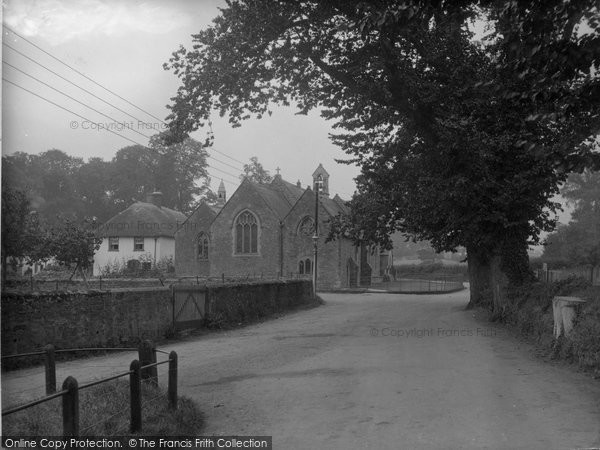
[{"left": 93, "top": 192, "right": 186, "bottom": 276}]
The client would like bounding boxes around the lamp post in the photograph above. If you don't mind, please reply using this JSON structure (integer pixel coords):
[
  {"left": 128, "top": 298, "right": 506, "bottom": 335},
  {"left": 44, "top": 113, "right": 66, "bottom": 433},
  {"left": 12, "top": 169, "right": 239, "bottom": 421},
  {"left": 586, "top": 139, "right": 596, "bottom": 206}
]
[{"left": 312, "top": 175, "right": 322, "bottom": 298}]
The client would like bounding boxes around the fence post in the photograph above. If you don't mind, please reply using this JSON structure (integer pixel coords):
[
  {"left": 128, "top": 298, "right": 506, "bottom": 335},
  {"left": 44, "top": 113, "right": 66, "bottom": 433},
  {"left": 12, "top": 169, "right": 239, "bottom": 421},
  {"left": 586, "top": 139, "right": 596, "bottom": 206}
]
[
  {"left": 168, "top": 351, "right": 178, "bottom": 410},
  {"left": 62, "top": 376, "right": 79, "bottom": 437},
  {"left": 45, "top": 344, "right": 56, "bottom": 394},
  {"left": 138, "top": 340, "right": 158, "bottom": 387},
  {"left": 130, "top": 360, "right": 142, "bottom": 433}
]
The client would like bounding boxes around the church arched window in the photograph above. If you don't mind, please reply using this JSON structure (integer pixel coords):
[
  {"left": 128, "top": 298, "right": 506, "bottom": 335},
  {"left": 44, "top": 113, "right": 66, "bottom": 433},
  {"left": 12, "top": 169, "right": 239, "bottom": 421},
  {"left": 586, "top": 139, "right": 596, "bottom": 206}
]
[
  {"left": 234, "top": 210, "right": 258, "bottom": 254},
  {"left": 297, "top": 216, "right": 315, "bottom": 237},
  {"left": 197, "top": 233, "right": 209, "bottom": 260},
  {"left": 305, "top": 258, "right": 312, "bottom": 274},
  {"left": 299, "top": 260, "right": 305, "bottom": 274}
]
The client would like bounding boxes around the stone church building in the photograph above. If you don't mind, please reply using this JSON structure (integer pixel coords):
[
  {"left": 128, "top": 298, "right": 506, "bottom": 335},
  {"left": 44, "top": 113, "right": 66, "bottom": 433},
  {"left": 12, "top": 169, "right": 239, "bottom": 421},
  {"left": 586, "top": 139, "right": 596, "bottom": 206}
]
[{"left": 175, "top": 165, "right": 388, "bottom": 289}]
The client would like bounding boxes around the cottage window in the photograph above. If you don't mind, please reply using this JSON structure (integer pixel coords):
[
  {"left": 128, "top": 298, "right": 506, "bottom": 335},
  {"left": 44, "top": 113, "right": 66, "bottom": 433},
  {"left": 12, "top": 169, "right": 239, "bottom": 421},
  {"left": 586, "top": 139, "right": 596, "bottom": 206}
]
[
  {"left": 197, "top": 233, "right": 209, "bottom": 260},
  {"left": 108, "top": 237, "right": 119, "bottom": 251},
  {"left": 134, "top": 236, "right": 144, "bottom": 251},
  {"left": 234, "top": 210, "right": 258, "bottom": 254}
]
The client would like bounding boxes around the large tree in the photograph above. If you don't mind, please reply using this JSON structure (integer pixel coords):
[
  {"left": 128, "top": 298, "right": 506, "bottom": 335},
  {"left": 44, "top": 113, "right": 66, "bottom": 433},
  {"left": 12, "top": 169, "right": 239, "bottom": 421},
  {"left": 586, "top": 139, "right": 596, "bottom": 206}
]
[
  {"left": 164, "top": 1, "right": 599, "bottom": 313},
  {"left": 0, "top": 186, "right": 44, "bottom": 283}
]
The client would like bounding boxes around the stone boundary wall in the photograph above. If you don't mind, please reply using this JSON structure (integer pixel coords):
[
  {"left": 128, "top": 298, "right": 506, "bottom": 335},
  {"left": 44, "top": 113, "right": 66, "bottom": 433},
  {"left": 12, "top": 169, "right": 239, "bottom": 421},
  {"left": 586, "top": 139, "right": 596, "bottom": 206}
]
[{"left": 1, "top": 280, "right": 313, "bottom": 356}]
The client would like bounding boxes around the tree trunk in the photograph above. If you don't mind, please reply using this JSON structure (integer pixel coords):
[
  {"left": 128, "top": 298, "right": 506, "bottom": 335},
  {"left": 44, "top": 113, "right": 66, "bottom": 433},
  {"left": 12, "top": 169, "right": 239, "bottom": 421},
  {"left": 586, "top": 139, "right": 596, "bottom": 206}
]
[
  {"left": 466, "top": 227, "right": 531, "bottom": 317},
  {"left": 465, "top": 244, "right": 491, "bottom": 309},
  {"left": 499, "top": 225, "right": 533, "bottom": 286},
  {"left": 2, "top": 256, "right": 7, "bottom": 287},
  {"left": 488, "top": 250, "right": 509, "bottom": 320}
]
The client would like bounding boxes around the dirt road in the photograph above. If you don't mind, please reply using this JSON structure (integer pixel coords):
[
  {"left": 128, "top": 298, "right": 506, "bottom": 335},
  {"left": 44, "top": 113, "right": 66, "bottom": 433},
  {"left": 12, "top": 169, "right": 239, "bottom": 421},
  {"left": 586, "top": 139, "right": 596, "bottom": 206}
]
[{"left": 3, "top": 290, "right": 600, "bottom": 449}]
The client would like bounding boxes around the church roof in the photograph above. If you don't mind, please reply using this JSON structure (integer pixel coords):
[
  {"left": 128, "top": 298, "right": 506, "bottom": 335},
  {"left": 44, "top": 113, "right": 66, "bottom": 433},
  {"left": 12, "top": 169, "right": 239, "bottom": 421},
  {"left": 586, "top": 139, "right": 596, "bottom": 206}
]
[
  {"left": 252, "top": 182, "right": 294, "bottom": 218},
  {"left": 320, "top": 195, "right": 349, "bottom": 217},
  {"left": 270, "top": 175, "right": 305, "bottom": 206},
  {"left": 175, "top": 200, "right": 220, "bottom": 233},
  {"left": 312, "top": 163, "right": 329, "bottom": 178},
  {"left": 98, "top": 201, "right": 186, "bottom": 238}
]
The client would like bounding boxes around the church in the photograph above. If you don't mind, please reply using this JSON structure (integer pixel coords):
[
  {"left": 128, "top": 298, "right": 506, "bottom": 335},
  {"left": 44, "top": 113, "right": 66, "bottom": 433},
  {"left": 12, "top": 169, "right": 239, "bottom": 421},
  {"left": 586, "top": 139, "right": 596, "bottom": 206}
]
[{"left": 175, "top": 165, "right": 388, "bottom": 289}]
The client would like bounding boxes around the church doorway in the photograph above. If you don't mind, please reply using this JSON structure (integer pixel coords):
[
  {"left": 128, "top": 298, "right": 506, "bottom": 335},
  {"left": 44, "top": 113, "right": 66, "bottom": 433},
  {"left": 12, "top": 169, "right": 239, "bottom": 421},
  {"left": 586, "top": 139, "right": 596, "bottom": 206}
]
[{"left": 347, "top": 258, "right": 358, "bottom": 287}]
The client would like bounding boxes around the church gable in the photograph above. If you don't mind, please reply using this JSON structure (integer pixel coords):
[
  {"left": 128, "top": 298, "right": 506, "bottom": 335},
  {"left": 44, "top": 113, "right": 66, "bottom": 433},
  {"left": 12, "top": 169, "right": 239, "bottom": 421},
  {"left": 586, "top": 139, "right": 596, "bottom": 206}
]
[
  {"left": 209, "top": 179, "right": 287, "bottom": 277},
  {"left": 174, "top": 200, "right": 217, "bottom": 277}
]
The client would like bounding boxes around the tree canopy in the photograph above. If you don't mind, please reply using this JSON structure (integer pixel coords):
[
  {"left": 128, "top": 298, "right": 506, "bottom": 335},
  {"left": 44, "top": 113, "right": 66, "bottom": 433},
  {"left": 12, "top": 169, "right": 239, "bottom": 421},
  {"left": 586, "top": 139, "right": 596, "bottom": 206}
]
[
  {"left": 240, "top": 156, "right": 273, "bottom": 184},
  {"left": 2, "top": 135, "right": 213, "bottom": 226},
  {"left": 164, "top": 0, "right": 600, "bottom": 310}
]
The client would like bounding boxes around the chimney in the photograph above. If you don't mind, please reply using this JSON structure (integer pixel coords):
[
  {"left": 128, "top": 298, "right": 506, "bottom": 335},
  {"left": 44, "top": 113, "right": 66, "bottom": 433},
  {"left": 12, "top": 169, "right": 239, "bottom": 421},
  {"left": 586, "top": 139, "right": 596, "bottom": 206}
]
[
  {"left": 146, "top": 191, "right": 163, "bottom": 208},
  {"left": 296, "top": 180, "right": 301, "bottom": 188}
]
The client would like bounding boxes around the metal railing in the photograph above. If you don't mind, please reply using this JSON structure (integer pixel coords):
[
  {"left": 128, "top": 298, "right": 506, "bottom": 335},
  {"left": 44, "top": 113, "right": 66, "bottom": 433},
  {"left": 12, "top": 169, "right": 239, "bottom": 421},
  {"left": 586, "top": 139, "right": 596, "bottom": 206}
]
[{"left": 2, "top": 342, "right": 178, "bottom": 436}]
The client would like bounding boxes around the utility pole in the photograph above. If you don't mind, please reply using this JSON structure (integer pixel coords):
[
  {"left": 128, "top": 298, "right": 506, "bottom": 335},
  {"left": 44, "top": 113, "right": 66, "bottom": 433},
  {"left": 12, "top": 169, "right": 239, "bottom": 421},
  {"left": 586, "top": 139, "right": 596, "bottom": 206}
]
[{"left": 312, "top": 175, "right": 322, "bottom": 297}]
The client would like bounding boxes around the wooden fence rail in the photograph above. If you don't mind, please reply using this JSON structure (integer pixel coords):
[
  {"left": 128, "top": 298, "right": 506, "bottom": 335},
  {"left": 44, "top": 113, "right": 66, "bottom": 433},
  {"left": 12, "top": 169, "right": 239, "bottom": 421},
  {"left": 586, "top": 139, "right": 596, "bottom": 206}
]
[
  {"left": 2, "top": 341, "right": 159, "bottom": 395},
  {"left": 2, "top": 344, "right": 178, "bottom": 437}
]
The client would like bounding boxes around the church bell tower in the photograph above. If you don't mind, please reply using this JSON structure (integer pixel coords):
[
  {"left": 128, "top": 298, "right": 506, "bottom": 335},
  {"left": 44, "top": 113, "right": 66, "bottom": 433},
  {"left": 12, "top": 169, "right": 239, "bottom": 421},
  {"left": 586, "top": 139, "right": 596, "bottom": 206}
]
[{"left": 312, "top": 163, "right": 330, "bottom": 197}]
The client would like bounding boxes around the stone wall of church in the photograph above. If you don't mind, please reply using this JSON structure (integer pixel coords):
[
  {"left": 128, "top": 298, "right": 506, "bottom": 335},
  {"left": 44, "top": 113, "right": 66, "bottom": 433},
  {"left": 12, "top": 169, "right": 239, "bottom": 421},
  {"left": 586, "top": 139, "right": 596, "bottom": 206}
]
[
  {"left": 175, "top": 203, "right": 215, "bottom": 277},
  {"left": 210, "top": 187, "right": 283, "bottom": 277},
  {"left": 283, "top": 193, "right": 358, "bottom": 289}
]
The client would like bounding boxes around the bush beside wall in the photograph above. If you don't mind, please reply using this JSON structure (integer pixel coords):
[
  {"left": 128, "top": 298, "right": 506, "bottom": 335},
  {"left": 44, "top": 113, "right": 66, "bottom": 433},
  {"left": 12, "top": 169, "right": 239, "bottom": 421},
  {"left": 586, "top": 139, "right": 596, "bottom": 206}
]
[
  {"left": 1, "top": 280, "right": 314, "bottom": 357},
  {"left": 502, "top": 277, "right": 600, "bottom": 375}
]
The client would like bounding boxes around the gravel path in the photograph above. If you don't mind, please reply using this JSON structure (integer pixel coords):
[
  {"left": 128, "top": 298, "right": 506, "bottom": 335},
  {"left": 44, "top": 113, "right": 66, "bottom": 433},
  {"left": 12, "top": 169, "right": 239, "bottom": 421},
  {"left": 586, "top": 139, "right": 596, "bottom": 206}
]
[{"left": 3, "top": 289, "right": 600, "bottom": 449}]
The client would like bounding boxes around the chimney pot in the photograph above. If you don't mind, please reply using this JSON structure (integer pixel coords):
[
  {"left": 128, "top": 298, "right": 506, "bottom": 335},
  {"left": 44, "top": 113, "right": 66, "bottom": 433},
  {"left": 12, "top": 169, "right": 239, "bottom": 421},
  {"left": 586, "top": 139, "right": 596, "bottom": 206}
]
[{"left": 147, "top": 191, "right": 163, "bottom": 208}]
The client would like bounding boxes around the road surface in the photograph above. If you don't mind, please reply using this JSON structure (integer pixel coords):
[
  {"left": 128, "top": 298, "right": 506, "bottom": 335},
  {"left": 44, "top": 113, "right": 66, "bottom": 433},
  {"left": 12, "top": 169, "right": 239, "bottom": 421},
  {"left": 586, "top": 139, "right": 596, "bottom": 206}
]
[{"left": 3, "top": 289, "right": 600, "bottom": 449}]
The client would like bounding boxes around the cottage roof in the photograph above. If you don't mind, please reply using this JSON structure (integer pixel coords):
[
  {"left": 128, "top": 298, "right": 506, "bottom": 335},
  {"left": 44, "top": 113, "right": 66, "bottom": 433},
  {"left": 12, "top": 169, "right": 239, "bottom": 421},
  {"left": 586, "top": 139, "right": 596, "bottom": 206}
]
[{"left": 98, "top": 201, "right": 186, "bottom": 238}]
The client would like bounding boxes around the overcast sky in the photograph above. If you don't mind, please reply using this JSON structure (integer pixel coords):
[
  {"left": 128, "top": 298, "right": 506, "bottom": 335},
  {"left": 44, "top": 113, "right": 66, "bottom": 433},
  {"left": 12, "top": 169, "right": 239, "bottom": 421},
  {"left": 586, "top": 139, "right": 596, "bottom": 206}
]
[
  {"left": 1, "top": 1, "right": 572, "bottom": 255},
  {"left": 2, "top": 0, "right": 360, "bottom": 198}
]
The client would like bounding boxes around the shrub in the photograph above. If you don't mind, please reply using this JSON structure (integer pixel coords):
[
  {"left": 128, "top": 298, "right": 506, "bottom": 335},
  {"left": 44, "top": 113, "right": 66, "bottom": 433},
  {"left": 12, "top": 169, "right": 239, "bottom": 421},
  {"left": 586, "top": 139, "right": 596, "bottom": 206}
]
[{"left": 503, "top": 276, "right": 600, "bottom": 374}]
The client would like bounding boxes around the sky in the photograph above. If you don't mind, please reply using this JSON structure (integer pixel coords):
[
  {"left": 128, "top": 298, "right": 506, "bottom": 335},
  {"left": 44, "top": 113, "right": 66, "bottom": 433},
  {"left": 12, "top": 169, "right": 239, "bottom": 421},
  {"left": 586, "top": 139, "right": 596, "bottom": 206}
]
[
  {"left": 1, "top": 0, "right": 360, "bottom": 198},
  {"left": 1, "top": 0, "right": 574, "bottom": 256}
]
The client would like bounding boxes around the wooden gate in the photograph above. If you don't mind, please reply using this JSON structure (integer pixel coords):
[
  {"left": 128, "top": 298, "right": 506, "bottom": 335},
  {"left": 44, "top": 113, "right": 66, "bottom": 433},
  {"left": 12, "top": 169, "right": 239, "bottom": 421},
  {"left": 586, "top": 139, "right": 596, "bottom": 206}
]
[{"left": 172, "top": 285, "right": 206, "bottom": 331}]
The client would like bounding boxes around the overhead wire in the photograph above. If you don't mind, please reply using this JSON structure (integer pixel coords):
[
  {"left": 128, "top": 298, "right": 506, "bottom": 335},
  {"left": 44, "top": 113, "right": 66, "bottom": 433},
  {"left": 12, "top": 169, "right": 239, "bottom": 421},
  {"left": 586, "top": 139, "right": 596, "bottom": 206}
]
[
  {"left": 3, "top": 42, "right": 155, "bottom": 127},
  {"left": 3, "top": 60, "right": 153, "bottom": 141},
  {"left": 5, "top": 27, "right": 250, "bottom": 173},
  {"left": 3, "top": 30, "right": 354, "bottom": 193},
  {"left": 3, "top": 77, "right": 240, "bottom": 188},
  {"left": 4, "top": 25, "right": 165, "bottom": 123}
]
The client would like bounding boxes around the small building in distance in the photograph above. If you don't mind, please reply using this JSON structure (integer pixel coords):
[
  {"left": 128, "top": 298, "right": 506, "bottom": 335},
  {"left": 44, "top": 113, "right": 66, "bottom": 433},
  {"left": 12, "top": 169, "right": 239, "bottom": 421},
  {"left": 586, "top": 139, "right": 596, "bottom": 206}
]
[
  {"left": 93, "top": 192, "right": 186, "bottom": 276},
  {"left": 175, "top": 165, "right": 388, "bottom": 289}
]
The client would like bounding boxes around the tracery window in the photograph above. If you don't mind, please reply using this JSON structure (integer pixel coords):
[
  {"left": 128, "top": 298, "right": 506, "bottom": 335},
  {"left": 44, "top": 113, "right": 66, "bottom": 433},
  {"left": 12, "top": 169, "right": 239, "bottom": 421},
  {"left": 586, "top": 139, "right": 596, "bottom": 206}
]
[
  {"left": 235, "top": 211, "right": 258, "bottom": 254},
  {"left": 299, "top": 258, "right": 312, "bottom": 274},
  {"left": 298, "top": 216, "right": 315, "bottom": 237},
  {"left": 197, "top": 233, "right": 209, "bottom": 260}
]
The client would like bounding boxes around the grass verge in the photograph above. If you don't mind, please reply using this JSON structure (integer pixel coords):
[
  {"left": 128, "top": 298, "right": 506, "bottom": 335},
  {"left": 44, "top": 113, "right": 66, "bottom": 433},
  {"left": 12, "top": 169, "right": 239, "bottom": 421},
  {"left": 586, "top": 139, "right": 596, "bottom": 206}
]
[
  {"left": 502, "top": 277, "right": 600, "bottom": 376},
  {"left": 2, "top": 379, "right": 203, "bottom": 436}
]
